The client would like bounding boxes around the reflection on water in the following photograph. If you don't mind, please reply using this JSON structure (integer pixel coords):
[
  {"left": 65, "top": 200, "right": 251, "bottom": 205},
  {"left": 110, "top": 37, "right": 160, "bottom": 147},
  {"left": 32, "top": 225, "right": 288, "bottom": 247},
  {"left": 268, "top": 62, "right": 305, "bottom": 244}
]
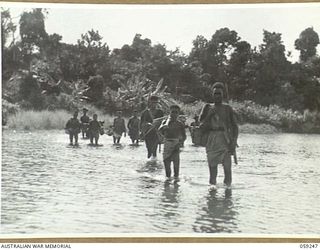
[
  {"left": 160, "top": 180, "right": 181, "bottom": 226},
  {"left": 193, "top": 188, "right": 238, "bottom": 233},
  {"left": 1, "top": 130, "right": 320, "bottom": 234},
  {"left": 161, "top": 180, "right": 181, "bottom": 215},
  {"left": 162, "top": 179, "right": 180, "bottom": 204}
]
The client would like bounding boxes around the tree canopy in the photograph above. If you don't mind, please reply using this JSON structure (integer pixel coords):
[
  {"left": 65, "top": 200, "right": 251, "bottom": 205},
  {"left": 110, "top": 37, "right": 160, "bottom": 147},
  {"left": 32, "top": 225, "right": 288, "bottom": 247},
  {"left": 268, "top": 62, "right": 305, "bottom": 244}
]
[{"left": 2, "top": 8, "right": 320, "bottom": 113}]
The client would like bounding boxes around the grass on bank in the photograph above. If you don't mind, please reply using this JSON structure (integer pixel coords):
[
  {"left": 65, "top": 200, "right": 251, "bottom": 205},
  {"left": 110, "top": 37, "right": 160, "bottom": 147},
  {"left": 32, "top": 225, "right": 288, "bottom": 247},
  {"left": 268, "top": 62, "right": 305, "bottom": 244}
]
[
  {"left": 5, "top": 109, "right": 274, "bottom": 134},
  {"left": 4, "top": 100, "right": 320, "bottom": 133},
  {"left": 6, "top": 109, "right": 114, "bottom": 130}
]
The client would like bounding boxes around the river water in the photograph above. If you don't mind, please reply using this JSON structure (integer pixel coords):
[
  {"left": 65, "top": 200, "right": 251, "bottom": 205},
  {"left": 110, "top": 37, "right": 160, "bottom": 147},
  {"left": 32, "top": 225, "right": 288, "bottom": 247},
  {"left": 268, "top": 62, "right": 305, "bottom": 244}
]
[{"left": 1, "top": 130, "right": 320, "bottom": 235}]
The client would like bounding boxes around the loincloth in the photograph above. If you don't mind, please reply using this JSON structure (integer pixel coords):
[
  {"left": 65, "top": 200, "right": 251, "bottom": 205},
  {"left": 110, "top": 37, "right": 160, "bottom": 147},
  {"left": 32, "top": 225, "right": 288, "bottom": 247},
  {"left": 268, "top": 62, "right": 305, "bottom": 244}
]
[
  {"left": 163, "top": 138, "right": 180, "bottom": 161},
  {"left": 129, "top": 130, "right": 140, "bottom": 140},
  {"left": 90, "top": 131, "right": 100, "bottom": 138},
  {"left": 206, "top": 131, "right": 230, "bottom": 164}
]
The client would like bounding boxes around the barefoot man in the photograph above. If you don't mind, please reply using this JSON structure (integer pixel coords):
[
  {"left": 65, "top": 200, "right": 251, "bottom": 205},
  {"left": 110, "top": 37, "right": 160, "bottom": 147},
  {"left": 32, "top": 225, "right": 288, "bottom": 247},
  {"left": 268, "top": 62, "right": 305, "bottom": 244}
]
[
  {"left": 140, "top": 95, "right": 164, "bottom": 160},
  {"left": 199, "top": 82, "right": 238, "bottom": 188}
]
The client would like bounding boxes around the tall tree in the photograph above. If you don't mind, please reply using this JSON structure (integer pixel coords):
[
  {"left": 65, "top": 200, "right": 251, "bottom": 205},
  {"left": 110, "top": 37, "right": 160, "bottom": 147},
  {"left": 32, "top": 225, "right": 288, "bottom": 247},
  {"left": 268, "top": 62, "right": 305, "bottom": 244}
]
[
  {"left": 189, "top": 35, "right": 208, "bottom": 66},
  {"left": 295, "top": 27, "right": 320, "bottom": 62},
  {"left": 19, "top": 8, "right": 48, "bottom": 66},
  {"left": 247, "top": 30, "right": 291, "bottom": 106},
  {"left": 45, "top": 33, "right": 62, "bottom": 57},
  {"left": 228, "top": 40, "right": 252, "bottom": 100},
  {"left": 1, "top": 9, "right": 19, "bottom": 80},
  {"left": 1, "top": 8, "right": 16, "bottom": 48},
  {"left": 189, "top": 28, "right": 240, "bottom": 85},
  {"left": 290, "top": 56, "right": 320, "bottom": 111},
  {"left": 77, "top": 29, "right": 110, "bottom": 80}
]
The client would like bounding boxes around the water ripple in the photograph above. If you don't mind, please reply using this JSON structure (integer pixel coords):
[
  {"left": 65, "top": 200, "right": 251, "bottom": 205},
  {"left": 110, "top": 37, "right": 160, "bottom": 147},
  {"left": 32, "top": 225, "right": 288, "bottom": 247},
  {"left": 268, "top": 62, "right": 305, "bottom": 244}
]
[{"left": 1, "top": 131, "right": 320, "bottom": 234}]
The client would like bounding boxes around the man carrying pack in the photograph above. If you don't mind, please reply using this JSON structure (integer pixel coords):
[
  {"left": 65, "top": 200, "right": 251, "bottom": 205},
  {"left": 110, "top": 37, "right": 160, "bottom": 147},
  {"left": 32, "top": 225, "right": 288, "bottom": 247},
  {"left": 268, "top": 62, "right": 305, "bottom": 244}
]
[
  {"left": 199, "top": 82, "right": 238, "bottom": 189},
  {"left": 140, "top": 95, "right": 164, "bottom": 160},
  {"left": 80, "top": 108, "right": 90, "bottom": 139},
  {"left": 127, "top": 109, "right": 140, "bottom": 145}
]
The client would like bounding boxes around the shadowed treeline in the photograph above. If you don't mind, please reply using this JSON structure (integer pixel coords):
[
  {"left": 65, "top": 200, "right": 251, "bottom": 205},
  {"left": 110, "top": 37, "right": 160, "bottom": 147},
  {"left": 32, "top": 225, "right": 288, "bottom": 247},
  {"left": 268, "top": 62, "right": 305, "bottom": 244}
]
[{"left": 2, "top": 8, "right": 320, "bottom": 132}]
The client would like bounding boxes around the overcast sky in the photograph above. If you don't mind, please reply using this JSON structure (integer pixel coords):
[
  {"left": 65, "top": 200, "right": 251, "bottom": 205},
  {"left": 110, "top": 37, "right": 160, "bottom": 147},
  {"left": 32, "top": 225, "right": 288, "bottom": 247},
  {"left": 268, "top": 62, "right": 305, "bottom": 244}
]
[{"left": 3, "top": 2, "right": 320, "bottom": 62}]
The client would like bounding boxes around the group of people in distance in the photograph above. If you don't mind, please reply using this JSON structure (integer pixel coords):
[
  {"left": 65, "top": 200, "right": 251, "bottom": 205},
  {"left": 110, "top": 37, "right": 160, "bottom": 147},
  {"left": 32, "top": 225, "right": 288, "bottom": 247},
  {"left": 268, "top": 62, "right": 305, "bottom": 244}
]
[
  {"left": 65, "top": 108, "right": 104, "bottom": 146},
  {"left": 65, "top": 81, "right": 238, "bottom": 189}
]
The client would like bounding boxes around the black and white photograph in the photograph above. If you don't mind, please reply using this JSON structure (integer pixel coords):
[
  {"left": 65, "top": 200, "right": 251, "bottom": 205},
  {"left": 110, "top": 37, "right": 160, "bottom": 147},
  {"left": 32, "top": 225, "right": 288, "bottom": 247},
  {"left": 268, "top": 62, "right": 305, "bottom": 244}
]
[{"left": 1, "top": 2, "right": 320, "bottom": 237}]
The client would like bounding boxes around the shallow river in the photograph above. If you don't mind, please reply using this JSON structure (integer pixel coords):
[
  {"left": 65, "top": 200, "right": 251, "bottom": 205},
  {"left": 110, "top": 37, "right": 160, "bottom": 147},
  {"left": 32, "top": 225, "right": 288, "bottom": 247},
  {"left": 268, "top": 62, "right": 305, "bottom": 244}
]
[{"left": 1, "top": 130, "right": 320, "bottom": 235}]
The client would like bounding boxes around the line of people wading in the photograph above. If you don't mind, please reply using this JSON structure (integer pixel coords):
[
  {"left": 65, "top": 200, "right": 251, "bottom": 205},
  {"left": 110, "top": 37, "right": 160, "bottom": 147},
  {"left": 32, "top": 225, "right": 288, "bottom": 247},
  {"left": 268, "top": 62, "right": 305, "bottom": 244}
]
[{"left": 65, "top": 82, "right": 238, "bottom": 189}]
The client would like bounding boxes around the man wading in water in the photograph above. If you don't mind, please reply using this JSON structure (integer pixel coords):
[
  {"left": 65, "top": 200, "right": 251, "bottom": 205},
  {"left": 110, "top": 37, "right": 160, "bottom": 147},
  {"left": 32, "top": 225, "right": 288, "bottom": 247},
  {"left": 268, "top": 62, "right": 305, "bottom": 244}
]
[
  {"left": 127, "top": 109, "right": 140, "bottom": 145},
  {"left": 89, "top": 114, "right": 102, "bottom": 146},
  {"left": 140, "top": 95, "right": 164, "bottom": 160},
  {"left": 199, "top": 82, "right": 238, "bottom": 189},
  {"left": 159, "top": 105, "right": 186, "bottom": 179},
  {"left": 65, "top": 111, "right": 81, "bottom": 146},
  {"left": 80, "top": 108, "right": 90, "bottom": 139},
  {"left": 112, "top": 111, "right": 126, "bottom": 144}
]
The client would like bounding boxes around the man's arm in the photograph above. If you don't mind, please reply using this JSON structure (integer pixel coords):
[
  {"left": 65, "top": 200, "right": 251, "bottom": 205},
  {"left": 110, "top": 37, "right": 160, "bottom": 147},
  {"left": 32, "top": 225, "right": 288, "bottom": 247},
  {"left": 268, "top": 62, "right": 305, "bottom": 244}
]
[
  {"left": 65, "top": 120, "right": 70, "bottom": 129},
  {"left": 230, "top": 108, "right": 239, "bottom": 144},
  {"left": 199, "top": 104, "right": 215, "bottom": 132},
  {"left": 199, "top": 104, "right": 211, "bottom": 122},
  {"left": 229, "top": 107, "right": 239, "bottom": 165},
  {"left": 181, "top": 122, "right": 187, "bottom": 142},
  {"left": 139, "top": 110, "right": 146, "bottom": 128}
]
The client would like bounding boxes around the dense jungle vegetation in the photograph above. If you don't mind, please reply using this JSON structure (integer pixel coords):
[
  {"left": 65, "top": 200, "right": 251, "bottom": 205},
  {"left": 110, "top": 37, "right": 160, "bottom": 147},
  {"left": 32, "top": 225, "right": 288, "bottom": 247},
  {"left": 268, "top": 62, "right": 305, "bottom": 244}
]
[{"left": 2, "top": 8, "right": 320, "bottom": 132}]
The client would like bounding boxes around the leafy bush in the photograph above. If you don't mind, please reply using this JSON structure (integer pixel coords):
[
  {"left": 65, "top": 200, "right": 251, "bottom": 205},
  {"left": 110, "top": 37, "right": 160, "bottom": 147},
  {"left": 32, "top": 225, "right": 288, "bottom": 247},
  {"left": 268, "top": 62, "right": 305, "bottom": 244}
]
[
  {"left": 2, "top": 99, "right": 20, "bottom": 125},
  {"left": 182, "top": 99, "right": 320, "bottom": 133}
]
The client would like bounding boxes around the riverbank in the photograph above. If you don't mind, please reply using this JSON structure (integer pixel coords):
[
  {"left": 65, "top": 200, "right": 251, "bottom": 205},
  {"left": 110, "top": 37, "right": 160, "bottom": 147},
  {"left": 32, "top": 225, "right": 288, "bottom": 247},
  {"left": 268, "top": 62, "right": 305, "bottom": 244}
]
[
  {"left": 4, "top": 109, "right": 280, "bottom": 134},
  {"left": 5, "top": 109, "right": 114, "bottom": 130},
  {"left": 182, "top": 100, "right": 320, "bottom": 134},
  {"left": 4, "top": 99, "right": 320, "bottom": 134}
]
